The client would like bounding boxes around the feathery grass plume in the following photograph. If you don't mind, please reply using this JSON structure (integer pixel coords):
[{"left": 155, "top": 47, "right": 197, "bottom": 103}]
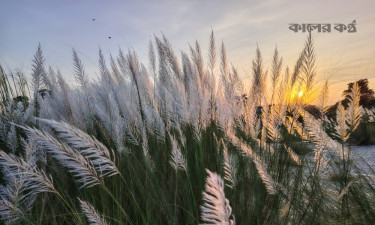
[
  {"left": 0, "top": 174, "right": 34, "bottom": 225},
  {"left": 0, "top": 68, "right": 30, "bottom": 104},
  {"left": 6, "top": 124, "right": 18, "bottom": 153},
  {"left": 244, "top": 100, "right": 260, "bottom": 139},
  {"left": 56, "top": 70, "right": 73, "bottom": 121},
  {"left": 254, "top": 138, "right": 275, "bottom": 154},
  {"left": 227, "top": 130, "right": 255, "bottom": 158},
  {"left": 291, "top": 50, "right": 304, "bottom": 88},
  {"left": 127, "top": 49, "right": 148, "bottom": 123},
  {"left": 251, "top": 45, "right": 267, "bottom": 106},
  {"left": 8, "top": 71, "right": 19, "bottom": 97},
  {"left": 192, "top": 40, "right": 205, "bottom": 82},
  {"left": 109, "top": 54, "right": 121, "bottom": 83},
  {"left": 314, "top": 144, "right": 328, "bottom": 172},
  {"left": 182, "top": 52, "right": 193, "bottom": 100},
  {"left": 280, "top": 200, "right": 291, "bottom": 220},
  {"left": 278, "top": 66, "right": 291, "bottom": 105},
  {"left": 169, "top": 134, "right": 187, "bottom": 172},
  {"left": 37, "top": 118, "right": 119, "bottom": 177},
  {"left": 227, "top": 131, "right": 278, "bottom": 194},
  {"left": 268, "top": 104, "right": 286, "bottom": 142},
  {"left": 222, "top": 140, "right": 236, "bottom": 189},
  {"left": 261, "top": 103, "right": 270, "bottom": 144},
  {"left": 21, "top": 136, "right": 39, "bottom": 166},
  {"left": 298, "top": 109, "right": 343, "bottom": 159},
  {"left": 200, "top": 169, "right": 235, "bottom": 225},
  {"left": 0, "top": 151, "right": 56, "bottom": 197},
  {"left": 79, "top": 199, "right": 108, "bottom": 225},
  {"left": 31, "top": 44, "right": 46, "bottom": 92},
  {"left": 337, "top": 179, "right": 356, "bottom": 200},
  {"left": 318, "top": 79, "right": 329, "bottom": 116},
  {"left": 31, "top": 44, "right": 46, "bottom": 119},
  {"left": 283, "top": 144, "right": 301, "bottom": 165},
  {"left": 47, "top": 66, "right": 57, "bottom": 96},
  {"left": 190, "top": 39, "right": 211, "bottom": 127},
  {"left": 335, "top": 103, "right": 349, "bottom": 142},
  {"left": 94, "top": 90, "right": 127, "bottom": 152},
  {"left": 148, "top": 39, "right": 157, "bottom": 80},
  {"left": 41, "top": 71, "right": 53, "bottom": 96},
  {"left": 208, "top": 30, "right": 216, "bottom": 74},
  {"left": 252, "top": 158, "right": 277, "bottom": 195},
  {"left": 38, "top": 90, "right": 55, "bottom": 121},
  {"left": 0, "top": 66, "right": 11, "bottom": 113},
  {"left": 99, "top": 48, "right": 115, "bottom": 85},
  {"left": 217, "top": 41, "right": 236, "bottom": 130},
  {"left": 106, "top": 62, "right": 142, "bottom": 146},
  {"left": 208, "top": 31, "right": 217, "bottom": 121},
  {"left": 229, "top": 66, "right": 243, "bottom": 112},
  {"left": 288, "top": 117, "right": 309, "bottom": 141},
  {"left": 162, "top": 34, "right": 182, "bottom": 79},
  {"left": 0, "top": 197, "right": 24, "bottom": 225},
  {"left": 271, "top": 47, "right": 283, "bottom": 104},
  {"left": 72, "top": 49, "right": 89, "bottom": 88},
  {"left": 346, "top": 82, "right": 362, "bottom": 133},
  {"left": 21, "top": 126, "right": 101, "bottom": 188},
  {"left": 155, "top": 36, "right": 170, "bottom": 91},
  {"left": 220, "top": 41, "right": 228, "bottom": 80},
  {"left": 300, "top": 33, "right": 317, "bottom": 104},
  {"left": 0, "top": 200, "right": 23, "bottom": 224},
  {"left": 116, "top": 48, "right": 130, "bottom": 80},
  {"left": 141, "top": 126, "right": 154, "bottom": 170},
  {"left": 191, "top": 122, "right": 202, "bottom": 142},
  {"left": 16, "top": 69, "right": 31, "bottom": 98}
]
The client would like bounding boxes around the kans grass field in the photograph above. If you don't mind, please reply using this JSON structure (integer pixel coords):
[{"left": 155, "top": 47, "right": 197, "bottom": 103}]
[{"left": 1, "top": 33, "right": 375, "bottom": 225}]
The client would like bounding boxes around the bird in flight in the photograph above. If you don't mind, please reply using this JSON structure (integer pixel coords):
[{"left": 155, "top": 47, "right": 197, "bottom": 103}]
[
  {"left": 108, "top": 37, "right": 111, "bottom": 39},
  {"left": 92, "top": 18, "right": 95, "bottom": 21}
]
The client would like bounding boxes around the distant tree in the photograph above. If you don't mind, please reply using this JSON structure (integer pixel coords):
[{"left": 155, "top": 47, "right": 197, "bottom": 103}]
[{"left": 342, "top": 79, "right": 375, "bottom": 108}]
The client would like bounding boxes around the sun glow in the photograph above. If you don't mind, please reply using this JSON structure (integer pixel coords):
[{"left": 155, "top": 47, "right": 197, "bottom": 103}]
[{"left": 298, "top": 91, "right": 303, "bottom": 98}]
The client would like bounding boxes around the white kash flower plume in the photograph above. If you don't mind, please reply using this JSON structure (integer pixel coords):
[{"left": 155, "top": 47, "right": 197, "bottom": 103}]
[
  {"left": 0, "top": 183, "right": 24, "bottom": 225},
  {"left": 283, "top": 144, "right": 301, "bottom": 165},
  {"left": 0, "top": 173, "right": 37, "bottom": 224},
  {"left": 21, "top": 127, "right": 101, "bottom": 188},
  {"left": 200, "top": 169, "right": 235, "bottom": 225},
  {"left": 298, "top": 109, "right": 343, "bottom": 159},
  {"left": 169, "top": 134, "right": 187, "bottom": 171},
  {"left": 0, "top": 152, "right": 56, "bottom": 194},
  {"left": 0, "top": 152, "right": 56, "bottom": 205},
  {"left": 222, "top": 140, "right": 236, "bottom": 189},
  {"left": 335, "top": 103, "right": 349, "bottom": 142},
  {"left": 0, "top": 197, "right": 24, "bottom": 225},
  {"left": 79, "top": 199, "right": 108, "bottom": 225},
  {"left": 252, "top": 158, "right": 277, "bottom": 195},
  {"left": 37, "top": 118, "right": 119, "bottom": 177},
  {"left": 227, "top": 130, "right": 278, "bottom": 194},
  {"left": 346, "top": 82, "right": 362, "bottom": 133}
]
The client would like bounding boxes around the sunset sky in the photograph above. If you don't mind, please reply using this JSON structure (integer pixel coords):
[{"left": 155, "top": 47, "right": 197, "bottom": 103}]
[{"left": 1, "top": 0, "right": 375, "bottom": 104}]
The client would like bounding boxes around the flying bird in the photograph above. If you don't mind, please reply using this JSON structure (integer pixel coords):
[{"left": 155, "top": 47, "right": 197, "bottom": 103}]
[
  {"left": 108, "top": 37, "right": 111, "bottom": 39},
  {"left": 92, "top": 19, "right": 95, "bottom": 21}
]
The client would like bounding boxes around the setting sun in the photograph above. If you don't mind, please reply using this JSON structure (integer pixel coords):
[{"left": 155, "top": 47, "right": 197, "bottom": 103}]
[{"left": 298, "top": 91, "right": 303, "bottom": 98}]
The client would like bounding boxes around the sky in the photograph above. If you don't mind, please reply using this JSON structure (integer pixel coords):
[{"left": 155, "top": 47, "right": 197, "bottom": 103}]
[{"left": 1, "top": 0, "right": 375, "bottom": 104}]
